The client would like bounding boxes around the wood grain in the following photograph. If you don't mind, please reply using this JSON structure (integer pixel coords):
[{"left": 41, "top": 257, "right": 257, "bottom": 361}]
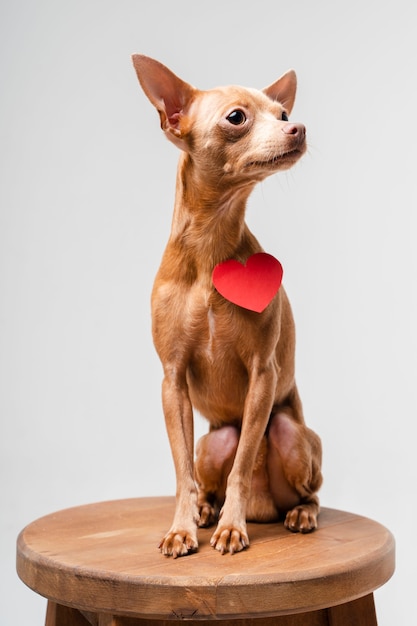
[{"left": 16, "top": 497, "right": 394, "bottom": 621}]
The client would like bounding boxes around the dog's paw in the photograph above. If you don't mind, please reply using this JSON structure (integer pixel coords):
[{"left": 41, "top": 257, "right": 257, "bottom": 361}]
[
  {"left": 198, "top": 503, "right": 218, "bottom": 528},
  {"left": 158, "top": 531, "right": 198, "bottom": 558},
  {"left": 210, "top": 525, "right": 249, "bottom": 555},
  {"left": 284, "top": 505, "right": 318, "bottom": 533}
]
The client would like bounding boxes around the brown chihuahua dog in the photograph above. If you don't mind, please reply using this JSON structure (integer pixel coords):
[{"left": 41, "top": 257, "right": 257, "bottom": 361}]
[{"left": 132, "top": 55, "right": 322, "bottom": 557}]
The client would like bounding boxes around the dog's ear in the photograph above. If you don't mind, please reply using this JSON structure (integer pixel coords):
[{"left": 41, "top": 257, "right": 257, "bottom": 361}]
[
  {"left": 263, "top": 70, "right": 297, "bottom": 115},
  {"left": 132, "top": 55, "right": 197, "bottom": 148}
]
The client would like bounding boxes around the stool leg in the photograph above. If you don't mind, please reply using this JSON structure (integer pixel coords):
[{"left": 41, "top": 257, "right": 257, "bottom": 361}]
[
  {"left": 327, "top": 593, "right": 378, "bottom": 626},
  {"left": 45, "top": 601, "right": 94, "bottom": 626}
]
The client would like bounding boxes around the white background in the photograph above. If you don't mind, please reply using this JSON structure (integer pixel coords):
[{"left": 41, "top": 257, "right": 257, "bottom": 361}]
[{"left": 1, "top": 1, "right": 416, "bottom": 624}]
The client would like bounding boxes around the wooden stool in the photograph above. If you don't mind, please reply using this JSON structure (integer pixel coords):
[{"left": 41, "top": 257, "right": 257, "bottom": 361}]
[{"left": 16, "top": 496, "right": 395, "bottom": 625}]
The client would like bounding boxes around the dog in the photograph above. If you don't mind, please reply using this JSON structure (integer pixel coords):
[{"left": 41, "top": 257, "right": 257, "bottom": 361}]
[{"left": 132, "top": 55, "right": 323, "bottom": 557}]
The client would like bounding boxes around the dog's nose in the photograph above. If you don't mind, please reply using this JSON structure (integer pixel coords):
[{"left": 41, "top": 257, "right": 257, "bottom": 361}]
[{"left": 281, "top": 122, "right": 306, "bottom": 137}]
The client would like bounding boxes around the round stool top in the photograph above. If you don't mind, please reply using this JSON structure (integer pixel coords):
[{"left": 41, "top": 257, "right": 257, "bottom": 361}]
[{"left": 16, "top": 497, "right": 395, "bottom": 620}]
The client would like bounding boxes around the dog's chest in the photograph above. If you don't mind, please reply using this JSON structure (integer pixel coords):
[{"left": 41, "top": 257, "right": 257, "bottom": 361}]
[
  {"left": 186, "top": 301, "right": 250, "bottom": 421},
  {"left": 186, "top": 293, "right": 254, "bottom": 385},
  {"left": 153, "top": 279, "right": 243, "bottom": 362},
  {"left": 204, "top": 306, "right": 217, "bottom": 362},
  {"left": 153, "top": 265, "right": 280, "bottom": 353},
  {"left": 153, "top": 277, "right": 280, "bottom": 422},
  {"left": 189, "top": 297, "right": 241, "bottom": 363}
]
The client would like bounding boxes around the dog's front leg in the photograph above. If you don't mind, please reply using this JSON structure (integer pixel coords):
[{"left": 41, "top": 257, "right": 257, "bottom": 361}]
[
  {"left": 210, "top": 363, "right": 277, "bottom": 554},
  {"left": 159, "top": 369, "right": 200, "bottom": 558}
]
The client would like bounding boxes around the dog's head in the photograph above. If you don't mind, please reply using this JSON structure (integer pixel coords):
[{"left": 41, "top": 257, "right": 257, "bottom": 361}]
[{"left": 132, "top": 55, "right": 306, "bottom": 185}]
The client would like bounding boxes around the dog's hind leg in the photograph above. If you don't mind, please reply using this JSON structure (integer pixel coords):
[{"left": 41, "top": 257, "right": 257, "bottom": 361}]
[
  {"left": 267, "top": 410, "right": 323, "bottom": 532},
  {"left": 195, "top": 426, "right": 239, "bottom": 527}
]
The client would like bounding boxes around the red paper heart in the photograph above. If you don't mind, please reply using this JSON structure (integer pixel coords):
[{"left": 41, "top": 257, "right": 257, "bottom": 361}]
[{"left": 212, "top": 253, "right": 283, "bottom": 313}]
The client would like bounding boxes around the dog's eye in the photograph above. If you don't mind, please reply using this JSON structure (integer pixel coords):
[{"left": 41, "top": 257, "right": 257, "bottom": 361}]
[
  {"left": 226, "top": 110, "right": 246, "bottom": 125},
  {"left": 281, "top": 111, "right": 289, "bottom": 121}
]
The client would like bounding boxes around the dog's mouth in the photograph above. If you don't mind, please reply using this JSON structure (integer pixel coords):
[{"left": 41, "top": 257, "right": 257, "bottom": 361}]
[{"left": 246, "top": 148, "right": 303, "bottom": 169}]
